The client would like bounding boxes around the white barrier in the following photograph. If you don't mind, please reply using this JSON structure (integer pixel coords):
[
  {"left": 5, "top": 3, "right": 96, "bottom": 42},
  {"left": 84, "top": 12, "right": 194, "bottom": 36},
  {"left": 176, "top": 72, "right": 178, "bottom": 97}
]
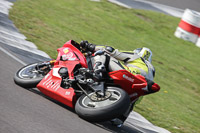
[
  {"left": 174, "top": 9, "right": 200, "bottom": 45},
  {"left": 182, "top": 9, "right": 200, "bottom": 27},
  {"left": 174, "top": 27, "right": 198, "bottom": 43},
  {"left": 196, "top": 36, "right": 200, "bottom": 47}
]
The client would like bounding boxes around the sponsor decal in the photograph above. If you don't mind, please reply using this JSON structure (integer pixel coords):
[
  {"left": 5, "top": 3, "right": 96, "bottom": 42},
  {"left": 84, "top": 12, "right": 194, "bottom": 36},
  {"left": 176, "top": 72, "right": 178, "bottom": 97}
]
[
  {"left": 62, "top": 52, "right": 74, "bottom": 60},
  {"left": 65, "top": 91, "right": 71, "bottom": 95},
  {"left": 43, "top": 76, "right": 60, "bottom": 91},
  {"left": 123, "top": 74, "right": 134, "bottom": 82},
  {"left": 53, "top": 68, "right": 61, "bottom": 78},
  {"left": 65, "top": 52, "right": 73, "bottom": 58},
  {"left": 43, "top": 76, "right": 52, "bottom": 86},
  {"left": 67, "top": 58, "right": 76, "bottom": 61},
  {"left": 62, "top": 48, "right": 76, "bottom": 60},
  {"left": 63, "top": 48, "right": 69, "bottom": 54},
  {"left": 44, "top": 73, "right": 50, "bottom": 79}
]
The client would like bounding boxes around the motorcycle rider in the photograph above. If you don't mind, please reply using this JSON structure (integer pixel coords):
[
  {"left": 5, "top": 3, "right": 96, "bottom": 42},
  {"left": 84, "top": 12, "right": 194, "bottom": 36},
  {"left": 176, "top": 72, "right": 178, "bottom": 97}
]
[
  {"left": 80, "top": 40, "right": 155, "bottom": 81},
  {"left": 79, "top": 40, "right": 156, "bottom": 126}
]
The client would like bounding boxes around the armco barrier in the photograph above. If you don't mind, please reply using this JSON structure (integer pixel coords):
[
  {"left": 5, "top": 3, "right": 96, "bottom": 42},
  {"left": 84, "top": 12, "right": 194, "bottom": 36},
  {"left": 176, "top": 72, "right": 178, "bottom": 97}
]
[{"left": 174, "top": 9, "right": 200, "bottom": 46}]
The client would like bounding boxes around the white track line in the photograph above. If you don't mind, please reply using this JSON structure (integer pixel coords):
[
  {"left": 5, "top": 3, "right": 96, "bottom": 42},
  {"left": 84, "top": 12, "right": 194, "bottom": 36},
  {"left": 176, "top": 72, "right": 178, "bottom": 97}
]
[
  {"left": 135, "top": 0, "right": 184, "bottom": 17},
  {"left": 0, "top": 0, "right": 50, "bottom": 58},
  {"left": 108, "top": 0, "right": 184, "bottom": 18},
  {"left": 0, "top": 46, "right": 27, "bottom": 65}
]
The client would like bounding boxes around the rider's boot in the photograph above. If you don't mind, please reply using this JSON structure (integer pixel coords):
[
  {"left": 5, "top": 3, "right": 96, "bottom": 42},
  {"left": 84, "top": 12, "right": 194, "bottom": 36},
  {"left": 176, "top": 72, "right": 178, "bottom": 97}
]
[
  {"left": 93, "top": 62, "right": 106, "bottom": 80},
  {"left": 110, "top": 118, "right": 124, "bottom": 127}
]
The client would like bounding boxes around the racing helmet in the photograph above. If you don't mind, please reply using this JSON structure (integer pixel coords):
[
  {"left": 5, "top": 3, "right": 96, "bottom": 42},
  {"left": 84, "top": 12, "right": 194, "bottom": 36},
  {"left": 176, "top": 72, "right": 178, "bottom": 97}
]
[{"left": 133, "top": 47, "right": 153, "bottom": 63}]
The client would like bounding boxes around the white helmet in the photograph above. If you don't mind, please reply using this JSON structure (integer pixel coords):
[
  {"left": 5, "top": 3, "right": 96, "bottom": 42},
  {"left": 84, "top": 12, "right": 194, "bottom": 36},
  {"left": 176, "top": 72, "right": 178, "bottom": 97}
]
[{"left": 133, "top": 47, "right": 153, "bottom": 63}]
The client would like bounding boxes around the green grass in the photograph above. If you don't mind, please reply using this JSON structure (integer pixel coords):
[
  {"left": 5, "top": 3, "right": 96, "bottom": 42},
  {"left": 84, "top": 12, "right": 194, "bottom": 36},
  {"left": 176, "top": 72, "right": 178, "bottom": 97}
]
[{"left": 10, "top": 0, "right": 200, "bottom": 132}]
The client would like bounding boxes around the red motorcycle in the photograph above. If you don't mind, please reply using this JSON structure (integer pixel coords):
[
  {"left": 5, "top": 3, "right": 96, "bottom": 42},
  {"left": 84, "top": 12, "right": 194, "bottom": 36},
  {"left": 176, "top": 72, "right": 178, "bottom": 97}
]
[{"left": 14, "top": 40, "right": 160, "bottom": 123}]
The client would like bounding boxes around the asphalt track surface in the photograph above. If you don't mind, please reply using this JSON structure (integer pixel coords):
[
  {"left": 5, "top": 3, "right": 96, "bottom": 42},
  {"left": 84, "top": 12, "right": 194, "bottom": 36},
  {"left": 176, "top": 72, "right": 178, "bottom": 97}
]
[
  {"left": 110, "top": 0, "right": 200, "bottom": 18},
  {"left": 145, "top": 0, "right": 200, "bottom": 12},
  {"left": 2, "top": 0, "right": 199, "bottom": 133}
]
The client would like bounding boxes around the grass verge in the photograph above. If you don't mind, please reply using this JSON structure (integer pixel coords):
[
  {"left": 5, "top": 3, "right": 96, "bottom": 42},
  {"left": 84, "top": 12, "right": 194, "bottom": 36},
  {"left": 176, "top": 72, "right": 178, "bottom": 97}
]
[{"left": 10, "top": 0, "right": 200, "bottom": 132}]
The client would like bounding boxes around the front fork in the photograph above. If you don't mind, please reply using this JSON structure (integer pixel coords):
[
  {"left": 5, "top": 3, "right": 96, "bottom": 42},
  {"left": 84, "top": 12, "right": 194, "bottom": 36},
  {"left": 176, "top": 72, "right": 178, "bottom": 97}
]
[{"left": 35, "top": 60, "right": 56, "bottom": 74}]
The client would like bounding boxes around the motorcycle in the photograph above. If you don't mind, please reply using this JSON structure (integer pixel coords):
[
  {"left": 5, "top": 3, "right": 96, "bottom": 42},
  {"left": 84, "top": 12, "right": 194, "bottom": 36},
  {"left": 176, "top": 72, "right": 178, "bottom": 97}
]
[{"left": 14, "top": 40, "right": 160, "bottom": 123}]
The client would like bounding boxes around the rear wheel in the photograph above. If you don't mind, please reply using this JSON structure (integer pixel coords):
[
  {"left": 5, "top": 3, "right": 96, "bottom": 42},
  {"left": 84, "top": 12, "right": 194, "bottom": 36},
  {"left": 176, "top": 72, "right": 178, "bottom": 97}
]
[
  {"left": 75, "top": 87, "right": 130, "bottom": 122},
  {"left": 14, "top": 62, "right": 46, "bottom": 88}
]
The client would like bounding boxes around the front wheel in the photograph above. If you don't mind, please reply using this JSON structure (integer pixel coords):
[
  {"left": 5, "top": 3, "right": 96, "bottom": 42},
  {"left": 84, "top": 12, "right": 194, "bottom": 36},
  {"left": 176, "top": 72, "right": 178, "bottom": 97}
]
[
  {"left": 14, "top": 62, "right": 47, "bottom": 88},
  {"left": 75, "top": 87, "right": 130, "bottom": 122}
]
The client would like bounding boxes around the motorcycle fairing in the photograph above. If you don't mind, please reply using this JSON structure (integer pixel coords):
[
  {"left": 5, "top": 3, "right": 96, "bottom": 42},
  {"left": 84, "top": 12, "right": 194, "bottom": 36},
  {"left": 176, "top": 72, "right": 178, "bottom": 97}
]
[
  {"left": 37, "top": 65, "right": 77, "bottom": 108},
  {"left": 37, "top": 40, "right": 88, "bottom": 108},
  {"left": 57, "top": 40, "right": 88, "bottom": 68},
  {"left": 109, "top": 70, "right": 160, "bottom": 100}
]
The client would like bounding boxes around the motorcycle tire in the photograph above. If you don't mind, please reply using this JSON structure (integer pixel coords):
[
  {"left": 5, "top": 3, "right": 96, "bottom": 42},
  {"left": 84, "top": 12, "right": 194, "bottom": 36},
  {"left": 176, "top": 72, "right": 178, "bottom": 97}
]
[
  {"left": 75, "top": 87, "right": 131, "bottom": 122},
  {"left": 14, "top": 62, "right": 44, "bottom": 88}
]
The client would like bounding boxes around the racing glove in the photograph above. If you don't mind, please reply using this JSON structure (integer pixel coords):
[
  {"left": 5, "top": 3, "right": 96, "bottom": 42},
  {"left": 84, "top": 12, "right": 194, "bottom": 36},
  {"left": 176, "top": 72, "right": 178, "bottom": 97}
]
[{"left": 80, "top": 40, "right": 96, "bottom": 52}]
